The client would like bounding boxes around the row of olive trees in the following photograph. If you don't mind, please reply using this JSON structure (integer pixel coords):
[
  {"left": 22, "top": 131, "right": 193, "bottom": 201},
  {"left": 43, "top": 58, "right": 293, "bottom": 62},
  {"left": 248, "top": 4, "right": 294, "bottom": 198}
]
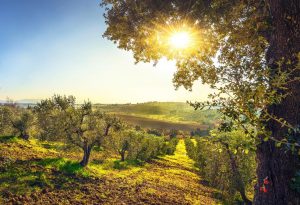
[
  {"left": 0, "top": 95, "right": 179, "bottom": 167},
  {"left": 108, "top": 129, "right": 179, "bottom": 162},
  {"left": 34, "top": 95, "right": 179, "bottom": 166},
  {"left": 185, "top": 129, "right": 256, "bottom": 205}
]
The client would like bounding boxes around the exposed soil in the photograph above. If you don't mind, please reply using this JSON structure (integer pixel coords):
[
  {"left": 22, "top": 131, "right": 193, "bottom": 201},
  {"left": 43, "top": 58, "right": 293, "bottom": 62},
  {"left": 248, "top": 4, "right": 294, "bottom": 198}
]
[{"left": 0, "top": 138, "right": 221, "bottom": 205}]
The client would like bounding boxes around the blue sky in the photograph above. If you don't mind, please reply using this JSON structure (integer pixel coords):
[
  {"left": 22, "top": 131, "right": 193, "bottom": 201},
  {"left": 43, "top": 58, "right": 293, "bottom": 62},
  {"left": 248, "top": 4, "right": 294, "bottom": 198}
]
[{"left": 0, "top": 0, "right": 211, "bottom": 103}]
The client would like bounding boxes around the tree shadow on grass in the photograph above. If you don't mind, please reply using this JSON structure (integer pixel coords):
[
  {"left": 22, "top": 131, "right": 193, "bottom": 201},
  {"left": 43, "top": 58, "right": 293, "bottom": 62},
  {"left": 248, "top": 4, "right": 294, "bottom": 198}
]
[
  {"left": 0, "top": 159, "right": 52, "bottom": 195},
  {"left": 0, "top": 135, "right": 18, "bottom": 143},
  {"left": 149, "top": 158, "right": 198, "bottom": 174},
  {"left": 41, "top": 143, "right": 65, "bottom": 151},
  {"left": 35, "top": 158, "right": 86, "bottom": 175},
  {"left": 0, "top": 157, "right": 92, "bottom": 197},
  {"left": 113, "top": 159, "right": 145, "bottom": 170}
]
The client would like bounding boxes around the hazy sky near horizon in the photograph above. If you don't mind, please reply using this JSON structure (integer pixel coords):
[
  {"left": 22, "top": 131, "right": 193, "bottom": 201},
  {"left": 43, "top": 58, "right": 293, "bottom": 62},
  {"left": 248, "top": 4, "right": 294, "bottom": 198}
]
[{"left": 0, "top": 0, "right": 212, "bottom": 103}]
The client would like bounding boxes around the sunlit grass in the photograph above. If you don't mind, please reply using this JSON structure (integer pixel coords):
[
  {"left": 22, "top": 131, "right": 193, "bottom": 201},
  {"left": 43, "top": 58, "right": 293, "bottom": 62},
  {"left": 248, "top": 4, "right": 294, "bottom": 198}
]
[
  {"left": 34, "top": 158, "right": 89, "bottom": 176},
  {"left": 0, "top": 137, "right": 221, "bottom": 204}
]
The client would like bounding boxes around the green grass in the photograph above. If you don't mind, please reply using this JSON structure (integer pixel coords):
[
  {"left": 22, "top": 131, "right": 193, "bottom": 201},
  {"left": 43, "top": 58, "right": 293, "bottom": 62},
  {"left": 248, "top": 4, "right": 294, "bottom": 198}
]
[
  {"left": 34, "top": 158, "right": 89, "bottom": 176},
  {"left": 41, "top": 142, "right": 65, "bottom": 151},
  {"left": 0, "top": 157, "right": 89, "bottom": 197},
  {"left": 113, "top": 159, "right": 144, "bottom": 170},
  {"left": 0, "top": 135, "right": 18, "bottom": 143},
  {"left": 0, "top": 137, "right": 222, "bottom": 204},
  {"left": 0, "top": 160, "right": 51, "bottom": 195}
]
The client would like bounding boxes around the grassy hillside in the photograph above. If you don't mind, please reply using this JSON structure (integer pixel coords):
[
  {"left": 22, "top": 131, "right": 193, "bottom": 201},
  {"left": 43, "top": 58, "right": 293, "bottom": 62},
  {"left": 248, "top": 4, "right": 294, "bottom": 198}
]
[
  {"left": 0, "top": 136, "right": 222, "bottom": 204},
  {"left": 95, "top": 102, "right": 219, "bottom": 126},
  {"left": 116, "top": 114, "right": 209, "bottom": 132}
]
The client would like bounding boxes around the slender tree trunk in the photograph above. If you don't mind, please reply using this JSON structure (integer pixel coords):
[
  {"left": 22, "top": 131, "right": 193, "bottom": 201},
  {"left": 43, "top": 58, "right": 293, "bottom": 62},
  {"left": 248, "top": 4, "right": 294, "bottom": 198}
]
[
  {"left": 254, "top": 1, "right": 300, "bottom": 204},
  {"left": 121, "top": 151, "right": 125, "bottom": 161},
  {"left": 223, "top": 143, "right": 252, "bottom": 205},
  {"left": 21, "top": 134, "right": 29, "bottom": 140},
  {"left": 104, "top": 124, "right": 111, "bottom": 136},
  {"left": 80, "top": 143, "right": 92, "bottom": 167},
  {"left": 20, "top": 131, "right": 29, "bottom": 140}
]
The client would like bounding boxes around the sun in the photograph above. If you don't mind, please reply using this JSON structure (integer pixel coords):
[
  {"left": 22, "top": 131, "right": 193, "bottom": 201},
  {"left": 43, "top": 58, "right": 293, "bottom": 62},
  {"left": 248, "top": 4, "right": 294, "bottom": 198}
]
[{"left": 169, "top": 31, "right": 191, "bottom": 49}]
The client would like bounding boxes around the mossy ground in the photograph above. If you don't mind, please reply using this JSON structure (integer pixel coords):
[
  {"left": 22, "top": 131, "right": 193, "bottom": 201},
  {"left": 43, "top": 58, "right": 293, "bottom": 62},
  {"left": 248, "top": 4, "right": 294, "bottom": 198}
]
[{"left": 0, "top": 136, "right": 221, "bottom": 204}]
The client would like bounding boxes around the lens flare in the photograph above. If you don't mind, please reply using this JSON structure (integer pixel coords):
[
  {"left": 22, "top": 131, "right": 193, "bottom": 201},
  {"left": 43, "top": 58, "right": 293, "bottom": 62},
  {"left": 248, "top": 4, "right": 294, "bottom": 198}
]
[{"left": 169, "top": 31, "right": 191, "bottom": 49}]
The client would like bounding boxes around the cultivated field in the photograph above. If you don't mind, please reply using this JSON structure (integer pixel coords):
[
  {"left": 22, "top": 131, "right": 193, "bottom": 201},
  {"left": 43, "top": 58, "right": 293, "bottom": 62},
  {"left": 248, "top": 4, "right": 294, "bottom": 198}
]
[
  {"left": 0, "top": 136, "right": 221, "bottom": 204},
  {"left": 116, "top": 113, "right": 209, "bottom": 132}
]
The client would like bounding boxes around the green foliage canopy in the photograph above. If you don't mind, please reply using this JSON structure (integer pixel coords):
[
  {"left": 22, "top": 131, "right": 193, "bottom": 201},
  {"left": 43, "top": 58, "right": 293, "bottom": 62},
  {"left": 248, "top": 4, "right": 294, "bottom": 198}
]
[
  {"left": 34, "top": 95, "right": 121, "bottom": 166},
  {"left": 101, "top": 0, "right": 298, "bottom": 142}
]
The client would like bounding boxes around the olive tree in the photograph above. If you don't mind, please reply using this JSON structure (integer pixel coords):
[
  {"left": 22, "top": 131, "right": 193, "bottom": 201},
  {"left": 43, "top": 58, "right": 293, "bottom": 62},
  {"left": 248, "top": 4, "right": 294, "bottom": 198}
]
[
  {"left": 101, "top": 1, "right": 300, "bottom": 204},
  {"left": 10, "top": 109, "right": 34, "bottom": 140},
  {"left": 35, "top": 95, "right": 121, "bottom": 167},
  {"left": 0, "top": 105, "right": 34, "bottom": 140},
  {"left": 0, "top": 106, "right": 14, "bottom": 136},
  {"left": 109, "top": 129, "right": 176, "bottom": 162},
  {"left": 109, "top": 129, "right": 134, "bottom": 161}
]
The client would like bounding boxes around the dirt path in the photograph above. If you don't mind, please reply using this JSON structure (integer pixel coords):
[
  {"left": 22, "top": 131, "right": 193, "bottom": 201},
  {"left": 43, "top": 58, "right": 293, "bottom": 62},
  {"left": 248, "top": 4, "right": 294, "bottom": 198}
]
[
  {"left": 2, "top": 139, "right": 221, "bottom": 205},
  {"left": 97, "top": 139, "right": 221, "bottom": 205}
]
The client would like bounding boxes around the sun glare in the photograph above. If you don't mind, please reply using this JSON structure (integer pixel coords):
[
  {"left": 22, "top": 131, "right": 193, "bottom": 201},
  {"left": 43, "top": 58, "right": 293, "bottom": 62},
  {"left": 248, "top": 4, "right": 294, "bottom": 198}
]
[{"left": 169, "top": 31, "right": 191, "bottom": 49}]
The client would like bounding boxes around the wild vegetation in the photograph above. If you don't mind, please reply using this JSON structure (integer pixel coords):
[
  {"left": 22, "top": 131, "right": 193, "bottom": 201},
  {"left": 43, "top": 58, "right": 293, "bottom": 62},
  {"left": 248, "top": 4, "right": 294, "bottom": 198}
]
[{"left": 0, "top": 104, "right": 34, "bottom": 140}]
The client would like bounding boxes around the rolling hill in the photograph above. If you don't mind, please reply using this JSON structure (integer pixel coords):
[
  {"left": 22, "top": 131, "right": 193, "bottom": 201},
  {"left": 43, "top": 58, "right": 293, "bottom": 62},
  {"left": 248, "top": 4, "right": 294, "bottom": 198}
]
[{"left": 95, "top": 102, "right": 220, "bottom": 132}]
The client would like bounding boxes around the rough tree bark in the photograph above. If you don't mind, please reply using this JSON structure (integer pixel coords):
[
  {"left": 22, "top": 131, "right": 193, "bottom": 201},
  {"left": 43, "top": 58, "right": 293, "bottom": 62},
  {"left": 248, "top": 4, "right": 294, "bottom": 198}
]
[
  {"left": 254, "top": 0, "right": 300, "bottom": 204},
  {"left": 80, "top": 143, "right": 92, "bottom": 167}
]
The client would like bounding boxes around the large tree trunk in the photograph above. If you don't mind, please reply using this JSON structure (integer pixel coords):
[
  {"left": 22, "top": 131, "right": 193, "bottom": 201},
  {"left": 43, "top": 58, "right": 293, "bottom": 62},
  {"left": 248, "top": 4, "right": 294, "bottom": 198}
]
[
  {"left": 80, "top": 143, "right": 92, "bottom": 167},
  {"left": 254, "top": 1, "right": 300, "bottom": 204}
]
